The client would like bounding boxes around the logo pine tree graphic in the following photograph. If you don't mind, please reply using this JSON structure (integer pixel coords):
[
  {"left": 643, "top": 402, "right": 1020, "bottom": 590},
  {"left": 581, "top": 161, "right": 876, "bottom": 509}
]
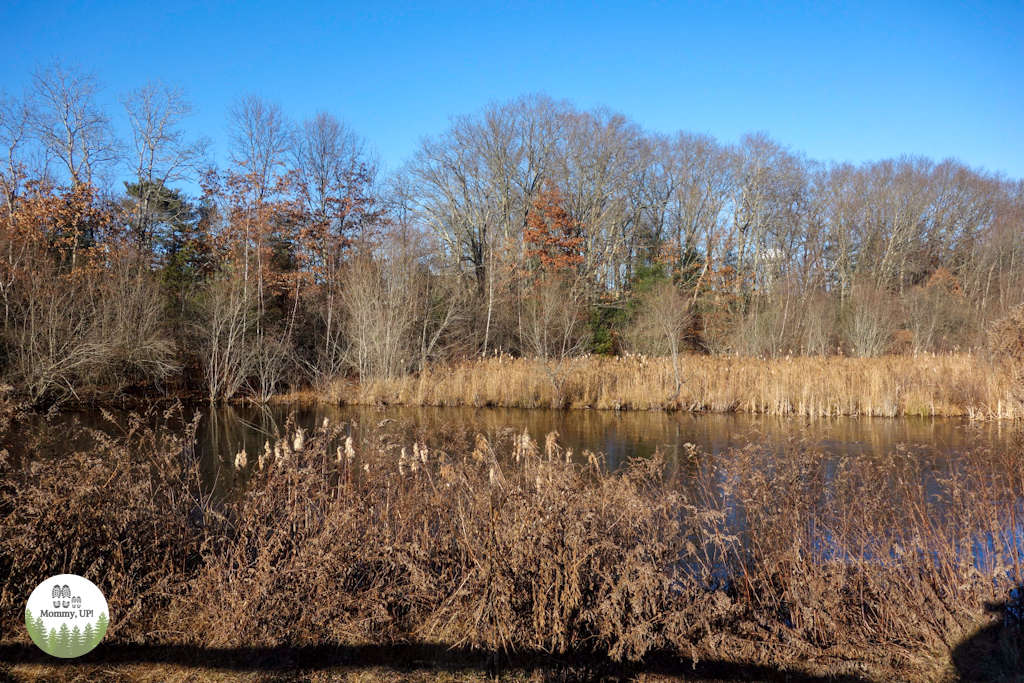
[
  {"left": 56, "top": 623, "right": 71, "bottom": 658},
  {"left": 94, "top": 612, "right": 108, "bottom": 643},
  {"left": 26, "top": 607, "right": 108, "bottom": 657}
]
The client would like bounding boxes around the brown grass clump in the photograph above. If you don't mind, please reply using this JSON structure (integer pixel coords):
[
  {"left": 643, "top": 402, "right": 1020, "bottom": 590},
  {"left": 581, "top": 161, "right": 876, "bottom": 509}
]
[
  {"left": 344, "top": 353, "right": 1017, "bottom": 419},
  {"left": 990, "top": 305, "right": 1024, "bottom": 410},
  {"left": 2, "top": 405, "right": 1022, "bottom": 681}
]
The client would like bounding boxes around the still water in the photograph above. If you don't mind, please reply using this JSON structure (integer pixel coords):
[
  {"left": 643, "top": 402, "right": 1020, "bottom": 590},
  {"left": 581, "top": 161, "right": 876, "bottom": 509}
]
[
  {"left": 147, "top": 404, "right": 1014, "bottom": 489},
  {"left": 28, "top": 404, "right": 1013, "bottom": 498}
]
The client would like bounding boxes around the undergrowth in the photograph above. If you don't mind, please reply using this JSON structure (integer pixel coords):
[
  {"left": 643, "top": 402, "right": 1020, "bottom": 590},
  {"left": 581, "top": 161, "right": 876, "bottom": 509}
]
[{"left": 1, "top": 402, "right": 1022, "bottom": 682}]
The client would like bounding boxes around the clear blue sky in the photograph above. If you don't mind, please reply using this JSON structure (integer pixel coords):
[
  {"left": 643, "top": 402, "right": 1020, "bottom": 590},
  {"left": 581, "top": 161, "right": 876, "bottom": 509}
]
[{"left": 2, "top": 0, "right": 1022, "bottom": 180}]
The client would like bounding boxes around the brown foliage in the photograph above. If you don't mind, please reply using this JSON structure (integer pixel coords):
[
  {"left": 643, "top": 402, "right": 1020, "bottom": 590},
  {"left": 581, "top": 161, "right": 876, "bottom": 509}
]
[
  {"left": 990, "top": 304, "right": 1024, "bottom": 407},
  {"left": 2, "top": 406, "right": 1022, "bottom": 680},
  {"left": 524, "top": 185, "right": 584, "bottom": 274}
]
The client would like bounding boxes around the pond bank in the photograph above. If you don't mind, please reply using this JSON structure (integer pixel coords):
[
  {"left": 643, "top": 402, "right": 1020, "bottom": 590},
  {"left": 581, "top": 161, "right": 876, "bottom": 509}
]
[{"left": 3, "top": 409, "right": 1021, "bottom": 682}]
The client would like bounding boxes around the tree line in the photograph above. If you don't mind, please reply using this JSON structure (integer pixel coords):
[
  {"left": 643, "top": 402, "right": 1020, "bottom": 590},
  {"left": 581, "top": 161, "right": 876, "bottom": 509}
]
[{"left": 1, "top": 61, "right": 1022, "bottom": 404}]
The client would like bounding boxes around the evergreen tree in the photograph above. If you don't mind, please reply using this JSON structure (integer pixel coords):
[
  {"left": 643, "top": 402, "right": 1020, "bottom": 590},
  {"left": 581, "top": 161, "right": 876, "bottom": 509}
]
[
  {"left": 56, "top": 623, "right": 71, "bottom": 658},
  {"left": 25, "top": 608, "right": 41, "bottom": 646},
  {"left": 94, "top": 612, "right": 108, "bottom": 645},
  {"left": 69, "top": 625, "right": 84, "bottom": 657},
  {"left": 36, "top": 613, "right": 49, "bottom": 650},
  {"left": 35, "top": 616, "right": 49, "bottom": 652},
  {"left": 47, "top": 628, "right": 58, "bottom": 656},
  {"left": 82, "top": 622, "right": 94, "bottom": 653}
]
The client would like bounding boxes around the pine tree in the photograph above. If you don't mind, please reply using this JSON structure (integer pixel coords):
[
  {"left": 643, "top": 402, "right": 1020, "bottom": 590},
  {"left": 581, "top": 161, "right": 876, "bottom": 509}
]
[
  {"left": 82, "top": 622, "right": 94, "bottom": 653},
  {"left": 56, "top": 622, "right": 71, "bottom": 658},
  {"left": 47, "top": 627, "right": 58, "bottom": 656},
  {"left": 35, "top": 616, "right": 49, "bottom": 652},
  {"left": 25, "top": 608, "right": 41, "bottom": 646},
  {"left": 94, "top": 612, "right": 108, "bottom": 647},
  {"left": 69, "top": 625, "right": 84, "bottom": 657}
]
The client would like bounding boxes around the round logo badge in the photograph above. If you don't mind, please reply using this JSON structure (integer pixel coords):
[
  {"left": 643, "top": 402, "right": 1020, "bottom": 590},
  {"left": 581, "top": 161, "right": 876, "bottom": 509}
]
[{"left": 24, "top": 574, "right": 109, "bottom": 658}]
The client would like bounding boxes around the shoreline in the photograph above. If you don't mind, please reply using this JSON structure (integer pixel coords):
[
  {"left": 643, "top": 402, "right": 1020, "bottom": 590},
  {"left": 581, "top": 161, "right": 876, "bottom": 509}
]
[{"left": 18, "top": 353, "right": 1022, "bottom": 420}]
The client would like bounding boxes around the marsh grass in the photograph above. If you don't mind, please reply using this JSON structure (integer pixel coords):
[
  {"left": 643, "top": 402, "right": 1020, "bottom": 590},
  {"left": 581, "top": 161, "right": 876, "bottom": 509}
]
[
  {"left": 1, "top": 403, "right": 1022, "bottom": 681},
  {"left": 337, "top": 353, "right": 1018, "bottom": 419}
]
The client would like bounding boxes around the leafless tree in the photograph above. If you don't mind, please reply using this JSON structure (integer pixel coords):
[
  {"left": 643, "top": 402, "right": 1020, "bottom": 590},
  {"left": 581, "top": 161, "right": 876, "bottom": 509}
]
[
  {"left": 29, "top": 60, "right": 122, "bottom": 187},
  {"left": 226, "top": 92, "right": 292, "bottom": 200},
  {"left": 192, "top": 271, "right": 256, "bottom": 402},
  {"left": 120, "top": 80, "right": 209, "bottom": 245},
  {"left": 626, "top": 282, "right": 691, "bottom": 395},
  {"left": 293, "top": 110, "right": 380, "bottom": 380}
]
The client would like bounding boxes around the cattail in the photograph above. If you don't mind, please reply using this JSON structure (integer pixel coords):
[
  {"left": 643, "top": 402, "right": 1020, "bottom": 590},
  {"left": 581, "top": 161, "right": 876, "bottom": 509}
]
[
  {"left": 345, "top": 436, "right": 356, "bottom": 463},
  {"left": 234, "top": 449, "right": 247, "bottom": 470},
  {"left": 399, "top": 447, "right": 408, "bottom": 476},
  {"left": 418, "top": 443, "right": 428, "bottom": 464},
  {"left": 336, "top": 445, "right": 343, "bottom": 463},
  {"left": 293, "top": 428, "right": 305, "bottom": 452},
  {"left": 488, "top": 466, "right": 496, "bottom": 486},
  {"left": 322, "top": 417, "right": 330, "bottom": 429},
  {"left": 274, "top": 441, "right": 283, "bottom": 461},
  {"left": 259, "top": 441, "right": 271, "bottom": 470},
  {"left": 472, "top": 434, "right": 488, "bottom": 463},
  {"left": 545, "top": 431, "right": 559, "bottom": 461}
]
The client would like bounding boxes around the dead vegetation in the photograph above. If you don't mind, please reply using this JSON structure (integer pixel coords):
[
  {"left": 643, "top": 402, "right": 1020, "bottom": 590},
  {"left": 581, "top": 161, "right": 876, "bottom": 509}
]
[
  {"left": 1, "top": 404, "right": 1022, "bottom": 682},
  {"left": 346, "top": 352, "right": 1018, "bottom": 419}
]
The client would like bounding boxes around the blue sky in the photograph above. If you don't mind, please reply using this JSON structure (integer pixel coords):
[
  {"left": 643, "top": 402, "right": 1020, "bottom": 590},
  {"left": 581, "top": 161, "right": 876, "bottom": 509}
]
[{"left": 2, "top": 0, "right": 1022, "bottom": 180}]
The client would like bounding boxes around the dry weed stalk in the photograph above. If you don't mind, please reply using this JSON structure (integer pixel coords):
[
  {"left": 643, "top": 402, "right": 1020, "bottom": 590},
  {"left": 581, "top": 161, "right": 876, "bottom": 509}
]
[
  {"left": 346, "top": 353, "right": 1017, "bottom": 419},
  {"left": 1, "top": 403, "right": 1021, "bottom": 681}
]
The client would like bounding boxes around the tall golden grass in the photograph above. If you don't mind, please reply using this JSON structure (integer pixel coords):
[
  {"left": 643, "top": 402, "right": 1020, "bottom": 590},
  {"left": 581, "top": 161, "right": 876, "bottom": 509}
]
[{"left": 337, "top": 353, "right": 1018, "bottom": 419}]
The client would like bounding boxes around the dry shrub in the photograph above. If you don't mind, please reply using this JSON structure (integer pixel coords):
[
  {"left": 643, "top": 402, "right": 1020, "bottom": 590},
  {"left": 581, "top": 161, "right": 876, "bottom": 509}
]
[
  {"left": 842, "top": 284, "right": 902, "bottom": 357},
  {"left": 990, "top": 304, "right": 1024, "bottom": 407},
  {"left": 666, "top": 440, "right": 1024, "bottom": 680},
  {"left": 180, "top": 423, "right": 682, "bottom": 662},
  {"left": 0, "top": 405, "right": 212, "bottom": 639},
  {"left": 2, "top": 408, "right": 1022, "bottom": 681}
]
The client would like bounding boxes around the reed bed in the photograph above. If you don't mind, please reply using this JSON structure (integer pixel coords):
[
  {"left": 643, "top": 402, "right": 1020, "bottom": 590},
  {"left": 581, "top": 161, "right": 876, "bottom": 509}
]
[
  {"left": 345, "top": 353, "right": 1018, "bottom": 419},
  {"left": 1, "top": 405, "right": 1022, "bottom": 681}
]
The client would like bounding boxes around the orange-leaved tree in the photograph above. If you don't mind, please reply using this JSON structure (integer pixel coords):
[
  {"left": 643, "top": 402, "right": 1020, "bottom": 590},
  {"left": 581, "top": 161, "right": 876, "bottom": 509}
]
[
  {"left": 523, "top": 184, "right": 584, "bottom": 275},
  {"left": 520, "top": 184, "right": 590, "bottom": 361}
]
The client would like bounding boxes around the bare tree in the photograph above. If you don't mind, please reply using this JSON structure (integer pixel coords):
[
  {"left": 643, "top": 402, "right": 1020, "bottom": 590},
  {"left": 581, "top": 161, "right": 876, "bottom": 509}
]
[
  {"left": 29, "top": 60, "right": 121, "bottom": 187},
  {"left": 293, "top": 110, "right": 380, "bottom": 381},
  {"left": 192, "top": 270, "right": 256, "bottom": 402},
  {"left": 626, "top": 282, "right": 691, "bottom": 396},
  {"left": 120, "top": 80, "right": 209, "bottom": 245},
  {"left": 226, "top": 93, "right": 292, "bottom": 200}
]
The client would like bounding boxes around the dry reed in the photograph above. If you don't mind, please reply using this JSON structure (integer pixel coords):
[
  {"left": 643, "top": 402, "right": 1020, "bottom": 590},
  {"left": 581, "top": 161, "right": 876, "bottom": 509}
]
[
  {"left": 341, "top": 353, "right": 1018, "bottom": 419},
  {"left": 1, "top": 404, "right": 1022, "bottom": 681}
]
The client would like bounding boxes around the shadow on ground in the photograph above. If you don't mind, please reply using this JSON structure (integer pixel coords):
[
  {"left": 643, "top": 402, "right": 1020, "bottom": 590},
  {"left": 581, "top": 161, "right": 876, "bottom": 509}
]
[
  {"left": 3, "top": 594, "right": 1023, "bottom": 683},
  {"left": 952, "top": 588, "right": 1024, "bottom": 682},
  {"left": 0, "top": 641, "right": 873, "bottom": 683}
]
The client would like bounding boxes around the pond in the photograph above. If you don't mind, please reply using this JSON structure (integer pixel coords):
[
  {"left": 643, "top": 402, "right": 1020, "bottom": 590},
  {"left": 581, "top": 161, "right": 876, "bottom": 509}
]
[{"left": 42, "top": 403, "right": 1014, "bottom": 496}]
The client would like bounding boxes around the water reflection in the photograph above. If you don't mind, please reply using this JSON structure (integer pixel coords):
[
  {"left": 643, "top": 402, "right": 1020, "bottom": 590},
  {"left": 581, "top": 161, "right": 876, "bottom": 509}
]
[
  {"left": 37, "top": 404, "right": 1012, "bottom": 495},
  {"left": 200, "top": 404, "right": 1004, "bottom": 460}
]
